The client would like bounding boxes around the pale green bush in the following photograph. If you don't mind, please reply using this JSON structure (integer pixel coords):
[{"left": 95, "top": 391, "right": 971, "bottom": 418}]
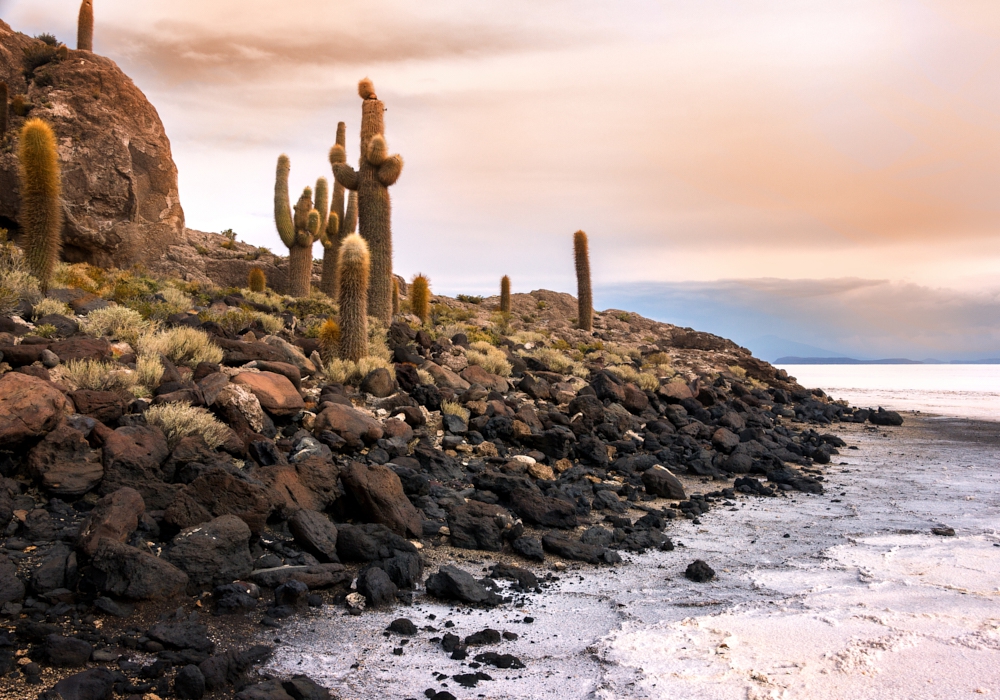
[
  {"left": 324, "top": 356, "right": 395, "bottom": 386},
  {"left": 59, "top": 359, "right": 137, "bottom": 392},
  {"left": 467, "top": 340, "right": 512, "bottom": 377},
  {"left": 82, "top": 305, "right": 151, "bottom": 345},
  {"left": 137, "top": 327, "right": 223, "bottom": 367},
  {"left": 519, "top": 347, "right": 589, "bottom": 378},
  {"left": 144, "top": 402, "right": 230, "bottom": 449},
  {"left": 31, "top": 298, "right": 71, "bottom": 320}
]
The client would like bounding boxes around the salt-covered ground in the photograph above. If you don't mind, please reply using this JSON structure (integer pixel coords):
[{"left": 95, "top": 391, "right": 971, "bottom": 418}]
[{"left": 264, "top": 416, "right": 1000, "bottom": 699}]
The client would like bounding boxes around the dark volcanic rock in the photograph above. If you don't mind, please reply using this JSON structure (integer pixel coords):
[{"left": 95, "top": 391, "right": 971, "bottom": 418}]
[
  {"left": 165, "top": 471, "right": 273, "bottom": 535},
  {"left": 357, "top": 566, "right": 398, "bottom": 607},
  {"left": 175, "top": 664, "right": 207, "bottom": 700},
  {"left": 167, "top": 514, "right": 253, "bottom": 592},
  {"left": 335, "top": 523, "right": 416, "bottom": 562},
  {"left": 641, "top": 465, "right": 686, "bottom": 500},
  {"left": 52, "top": 668, "right": 117, "bottom": 700},
  {"left": 340, "top": 461, "right": 422, "bottom": 537},
  {"left": 511, "top": 536, "right": 545, "bottom": 562},
  {"left": 27, "top": 421, "right": 104, "bottom": 496},
  {"left": 199, "top": 644, "right": 274, "bottom": 692},
  {"left": 684, "top": 559, "right": 716, "bottom": 582},
  {"left": 77, "top": 486, "right": 145, "bottom": 557},
  {"left": 0, "top": 372, "right": 67, "bottom": 446},
  {"left": 282, "top": 675, "right": 332, "bottom": 700},
  {"left": 869, "top": 408, "right": 904, "bottom": 426},
  {"left": 90, "top": 539, "right": 188, "bottom": 600},
  {"left": 508, "top": 488, "right": 577, "bottom": 529},
  {"left": 542, "top": 535, "right": 620, "bottom": 564},
  {"left": 288, "top": 509, "right": 340, "bottom": 563},
  {"left": 313, "top": 404, "right": 383, "bottom": 450},
  {"left": 99, "top": 425, "right": 173, "bottom": 508},
  {"left": 45, "top": 634, "right": 93, "bottom": 666},
  {"left": 424, "top": 565, "right": 501, "bottom": 606}
]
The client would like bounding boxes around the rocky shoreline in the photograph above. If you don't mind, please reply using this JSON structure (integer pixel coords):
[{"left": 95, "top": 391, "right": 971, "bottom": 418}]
[{"left": 0, "top": 264, "right": 907, "bottom": 700}]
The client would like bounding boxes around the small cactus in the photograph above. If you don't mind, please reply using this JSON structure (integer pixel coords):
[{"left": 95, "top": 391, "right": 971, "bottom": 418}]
[
  {"left": 330, "top": 79, "right": 403, "bottom": 324},
  {"left": 391, "top": 277, "right": 400, "bottom": 316},
  {"left": 77, "top": 0, "right": 94, "bottom": 52},
  {"left": 573, "top": 230, "right": 593, "bottom": 331},
  {"left": 0, "top": 82, "right": 8, "bottom": 135},
  {"left": 337, "top": 233, "right": 369, "bottom": 362},
  {"left": 320, "top": 122, "right": 358, "bottom": 298},
  {"left": 11, "top": 95, "right": 31, "bottom": 118},
  {"left": 248, "top": 267, "right": 266, "bottom": 293},
  {"left": 274, "top": 154, "right": 320, "bottom": 297},
  {"left": 500, "top": 275, "right": 511, "bottom": 314},
  {"left": 18, "top": 119, "right": 63, "bottom": 293},
  {"left": 411, "top": 274, "right": 430, "bottom": 323},
  {"left": 318, "top": 318, "right": 341, "bottom": 360}
]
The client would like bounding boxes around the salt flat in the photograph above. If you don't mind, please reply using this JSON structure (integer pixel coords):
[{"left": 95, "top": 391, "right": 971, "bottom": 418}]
[{"left": 265, "top": 416, "right": 1000, "bottom": 699}]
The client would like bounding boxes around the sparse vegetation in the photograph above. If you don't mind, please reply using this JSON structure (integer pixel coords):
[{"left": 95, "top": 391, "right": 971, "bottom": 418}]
[
  {"left": 248, "top": 267, "right": 266, "bottom": 293},
  {"left": 457, "top": 294, "right": 483, "bottom": 305},
  {"left": 31, "top": 297, "right": 71, "bottom": 320},
  {"left": 441, "top": 400, "right": 470, "bottom": 423},
  {"left": 59, "top": 359, "right": 137, "bottom": 392},
  {"left": 137, "top": 327, "right": 223, "bottom": 367},
  {"left": 520, "top": 347, "right": 588, "bottom": 378},
  {"left": 81, "top": 305, "right": 149, "bottom": 346},
  {"left": 0, "top": 233, "right": 42, "bottom": 316},
  {"left": 324, "top": 356, "right": 395, "bottom": 386},
  {"left": 466, "top": 341, "right": 512, "bottom": 377},
  {"left": 144, "top": 402, "right": 231, "bottom": 450}
]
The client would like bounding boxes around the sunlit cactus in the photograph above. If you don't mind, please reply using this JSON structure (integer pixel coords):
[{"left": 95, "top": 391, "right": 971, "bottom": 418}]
[
  {"left": 274, "top": 154, "right": 319, "bottom": 297},
  {"left": 337, "top": 233, "right": 370, "bottom": 362},
  {"left": 573, "top": 230, "right": 592, "bottom": 332},
  {"left": 77, "top": 0, "right": 94, "bottom": 52},
  {"left": 321, "top": 122, "right": 358, "bottom": 298},
  {"left": 500, "top": 275, "right": 511, "bottom": 315},
  {"left": 18, "top": 118, "right": 63, "bottom": 293},
  {"left": 248, "top": 267, "right": 266, "bottom": 293},
  {"left": 329, "top": 79, "right": 403, "bottom": 323},
  {"left": 318, "top": 318, "right": 341, "bottom": 361},
  {"left": 411, "top": 274, "right": 430, "bottom": 324}
]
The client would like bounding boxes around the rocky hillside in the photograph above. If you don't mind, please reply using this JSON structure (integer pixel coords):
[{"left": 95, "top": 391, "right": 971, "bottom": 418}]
[{"left": 0, "top": 246, "right": 908, "bottom": 697}]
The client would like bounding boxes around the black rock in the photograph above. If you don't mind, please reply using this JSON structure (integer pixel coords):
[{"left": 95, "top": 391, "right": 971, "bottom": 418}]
[
  {"left": 441, "top": 633, "right": 461, "bottom": 652},
  {"left": 511, "top": 536, "right": 545, "bottom": 562},
  {"left": 52, "top": 668, "right": 117, "bottom": 700},
  {"left": 45, "top": 634, "right": 93, "bottom": 666},
  {"left": 288, "top": 510, "right": 340, "bottom": 563},
  {"left": 542, "top": 535, "right": 620, "bottom": 564},
  {"left": 489, "top": 562, "right": 539, "bottom": 590},
  {"left": 473, "top": 652, "right": 525, "bottom": 669},
  {"left": 424, "top": 565, "right": 500, "bottom": 607},
  {"left": 199, "top": 645, "right": 274, "bottom": 691},
  {"left": 174, "top": 664, "right": 206, "bottom": 700},
  {"left": 869, "top": 408, "right": 903, "bottom": 426},
  {"left": 357, "top": 567, "right": 398, "bottom": 607},
  {"left": 684, "top": 559, "right": 716, "bottom": 583},
  {"left": 464, "top": 628, "right": 501, "bottom": 646},
  {"left": 387, "top": 618, "right": 417, "bottom": 635},
  {"left": 213, "top": 583, "right": 258, "bottom": 614},
  {"left": 147, "top": 621, "right": 215, "bottom": 653},
  {"left": 235, "top": 679, "right": 295, "bottom": 700},
  {"left": 274, "top": 580, "right": 310, "bottom": 611},
  {"left": 282, "top": 674, "right": 332, "bottom": 700}
]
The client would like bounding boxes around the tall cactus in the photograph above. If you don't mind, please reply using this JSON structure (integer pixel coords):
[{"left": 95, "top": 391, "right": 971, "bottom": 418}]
[
  {"left": 274, "top": 154, "right": 320, "bottom": 297},
  {"left": 500, "top": 275, "right": 511, "bottom": 314},
  {"left": 573, "top": 230, "right": 593, "bottom": 331},
  {"left": 410, "top": 274, "right": 430, "bottom": 323},
  {"left": 0, "top": 82, "right": 8, "bottom": 136},
  {"left": 18, "top": 119, "right": 62, "bottom": 293},
  {"left": 320, "top": 122, "right": 358, "bottom": 298},
  {"left": 77, "top": 0, "right": 94, "bottom": 52},
  {"left": 329, "top": 79, "right": 403, "bottom": 324},
  {"left": 337, "top": 233, "right": 369, "bottom": 362}
]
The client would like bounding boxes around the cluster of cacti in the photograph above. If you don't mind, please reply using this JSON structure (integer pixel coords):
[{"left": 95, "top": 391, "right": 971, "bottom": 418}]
[
  {"left": 18, "top": 119, "right": 63, "bottom": 293},
  {"left": 247, "top": 267, "right": 266, "bottom": 293},
  {"left": 0, "top": 83, "right": 7, "bottom": 135},
  {"left": 500, "top": 275, "right": 511, "bottom": 314},
  {"left": 411, "top": 274, "right": 430, "bottom": 323},
  {"left": 274, "top": 154, "right": 321, "bottom": 298},
  {"left": 574, "top": 230, "right": 593, "bottom": 331},
  {"left": 78, "top": 1, "right": 94, "bottom": 52},
  {"left": 330, "top": 79, "right": 403, "bottom": 324},
  {"left": 337, "top": 234, "right": 370, "bottom": 361},
  {"left": 319, "top": 122, "right": 358, "bottom": 298}
]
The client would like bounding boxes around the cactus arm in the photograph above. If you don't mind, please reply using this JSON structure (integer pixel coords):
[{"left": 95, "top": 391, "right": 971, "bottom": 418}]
[
  {"left": 331, "top": 122, "right": 347, "bottom": 224},
  {"left": 321, "top": 212, "right": 340, "bottom": 248},
  {"left": 274, "top": 155, "right": 296, "bottom": 248},
  {"left": 329, "top": 144, "right": 359, "bottom": 191},
  {"left": 314, "top": 177, "right": 329, "bottom": 234},
  {"left": 342, "top": 191, "right": 358, "bottom": 235},
  {"left": 377, "top": 155, "right": 403, "bottom": 187}
]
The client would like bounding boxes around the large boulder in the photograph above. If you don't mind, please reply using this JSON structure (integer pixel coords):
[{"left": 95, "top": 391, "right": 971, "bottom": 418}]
[
  {"left": 77, "top": 487, "right": 145, "bottom": 557},
  {"left": 232, "top": 372, "right": 304, "bottom": 416},
  {"left": 288, "top": 510, "right": 339, "bottom": 563},
  {"left": 99, "top": 426, "right": 173, "bottom": 508},
  {"left": 313, "top": 404, "right": 383, "bottom": 450},
  {"left": 89, "top": 539, "right": 188, "bottom": 600},
  {"left": 340, "top": 462, "right": 422, "bottom": 538},
  {"left": 642, "top": 465, "right": 686, "bottom": 500},
  {"left": 0, "top": 373, "right": 66, "bottom": 446},
  {"left": 27, "top": 421, "right": 103, "bottom": 496},
  {"left": 0, "top": 23, "right": 184, "bottom": 269},
  {"left": 164, "top": 471, "right": 274, "bottom": 535},
  {"left": 167, "top": 515, "right": 253, "bottom": 592}
]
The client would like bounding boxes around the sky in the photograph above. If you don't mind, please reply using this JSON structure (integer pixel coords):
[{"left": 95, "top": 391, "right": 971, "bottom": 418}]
[{"left": 2, "top": 0, "right": 1000, "bottom": 360}]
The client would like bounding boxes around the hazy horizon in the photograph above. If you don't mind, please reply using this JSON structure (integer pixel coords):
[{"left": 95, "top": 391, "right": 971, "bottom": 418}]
[{"left": 2, "top": 0, "right": 1000, "bottom": 360}]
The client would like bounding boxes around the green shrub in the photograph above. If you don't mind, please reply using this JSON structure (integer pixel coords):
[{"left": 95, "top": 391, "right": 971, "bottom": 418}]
[
  {"left": 81, "top": 305, "right": 150, "bottom": 346},
  {"left": 31, "top": 298, "right": 71, "bottom": 320},
  {"left": 59, "top": 359, "right": 136, "bottom": 392},
  {"left": 28, "top": 323, "right": 58, "bottom": 338},
  {"left": 144, "top": 402, "right": 230, "bottom": 450},
  {"left": 456, "top": 294, "right": 483, "bottom": 305},
  {"left": 466, "top": 341, "right": 512, "bottom": 377},
  {"left": 137, "top": 327, "right": 223, "bottom": 367}
]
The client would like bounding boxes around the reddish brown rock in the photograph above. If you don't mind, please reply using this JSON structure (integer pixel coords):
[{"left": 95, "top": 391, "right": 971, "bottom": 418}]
[
  {"left": 90, "top": 540, "right": 188, "bottom": 601},
  {"left": 99, "top": 426, "right": 174, "bottom": 508},
  {"left": 0, "top": 373, "right": 67, "bottom": 446},
  {"left": 77, "top": 488, "right": 145, "bottom": 557},
  {"left": 27, "top": 422, "right": 103, "bottom": 496},
  {"left": 313, "top": 404, "right": 383, "bottom": 450},
  {"left": 341, "top": 462, "right": 422, "bottom": 538},
  {"left": 232, "top": 372, "right": 304, "bottom": 416},
  {"left": 48, "top": 338, "right": 113, "bottom": 363},
  {"left": 164, "top": 472, "right": 274, "bottom": 535},
  {"left": 460, "top": 365, "right": 509, "bottom": 392},
  {"left": 257, "top": 457, "right": 343, "bottom": 519},
  {"left": 68, "top": 390, "right": 128, "bottom": 424},
  {"left": 424, "top": 362, "right": 471, "bottom": 391}
]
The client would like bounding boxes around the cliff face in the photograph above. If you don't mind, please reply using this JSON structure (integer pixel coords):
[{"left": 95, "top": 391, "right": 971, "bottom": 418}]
[{"left": 0, "top": 22, "right": 185, "bottom": 268}]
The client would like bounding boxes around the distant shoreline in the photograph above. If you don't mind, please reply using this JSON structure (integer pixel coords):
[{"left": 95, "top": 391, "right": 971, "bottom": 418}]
[{"left": 775, "top": 357, "right": 1000, "bottom": 365}]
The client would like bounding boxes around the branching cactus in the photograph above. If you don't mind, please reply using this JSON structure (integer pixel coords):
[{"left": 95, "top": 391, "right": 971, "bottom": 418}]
[
  {"left": 337, "top": 233, "right": 370, "bottom": 362},
  {"left": 500, "top": 275, "right": 511, "bottom": 314},
  {"left": 329, "top": 79, "right": 403, "bottom": 323},
  {"left": 18, "top": 118, "right": 62, "bottom": 293},
  {"left": 320, "top": 122, "right": 358, "bottom": 298},
  {"left": 274, "top": 154, "right": 320, "bottom": 297},
  {"left": 411, "top": 274, "right": 430, "bottom": 323},
  {"left": 78, "top": 0, "right": 94, "bottom": 52},
  {"left": 574, "top": 230, "right": 593, "bottom": 331}
]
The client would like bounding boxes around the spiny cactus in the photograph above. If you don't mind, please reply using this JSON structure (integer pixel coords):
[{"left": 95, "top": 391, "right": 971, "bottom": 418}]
[
  {"left": 573, "top": 230, "right": 593, "bottom": 331},
  {"left": 314, "top": 177, "right": 329, "bottom": 234},
  {"left": 248, "top": 267, "right": 266, "bottom": 293},
  {"left": 318, "top": 318, "right": 341, "bottom": 361},
  {"left": 320, "top": 122, "right": 358, "bottom": 298},
  {"left": 274, "top": 154, "right": 320, "bottom": 297},
  {"left": 78, "top": 0, "right": 93, "bottom": 52},
  {"left": 411, "top": 274, "right": 430, "bottom": 324},
  {"left": 337, "top": 233, "right": 369, "bottom": 362},
  {"left": 18, "top": 119, "right": 63, "bottom": 293},
  {"left": 329, "top": 79, "right": 403, "bottom": 324},
  {"left": 391, "top": 277, "right": 400, "bottom": 316},
  {"left": 500, "top": 275, "right": 511, "bottom": 314},
  {"left": 0, "top": 83, "right": 8, "bottom": 135}
]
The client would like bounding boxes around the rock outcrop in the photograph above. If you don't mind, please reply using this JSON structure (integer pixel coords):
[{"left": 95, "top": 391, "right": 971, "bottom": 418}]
[{"left": 0, "top": 22, "right": 184, "bottom": 269}]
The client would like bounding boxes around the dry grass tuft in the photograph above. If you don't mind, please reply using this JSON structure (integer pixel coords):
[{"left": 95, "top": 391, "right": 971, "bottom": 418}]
[
  {"left": 31, "top": 297, "right": 71, "bottom": 320},
  {"left": 441, "top": 400, "right": 470, "bottom": 423},
  {"left": 137, "top": 327, "right": 224, "bottom": 367},
  {"left": 324, "top": 356, "right": 395, "bottom": 386},
  {"left": 466, "top": 341, "right": 512, "bottom": 377},
  {"left": 144, "top": 402, "right": 230, "bottom": 450},
  {"left": 59, "top": 359, "right": 136, "bottom": 392},
  {"left": 82, "top": 305, "right": 151, "bottom": 346}
]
